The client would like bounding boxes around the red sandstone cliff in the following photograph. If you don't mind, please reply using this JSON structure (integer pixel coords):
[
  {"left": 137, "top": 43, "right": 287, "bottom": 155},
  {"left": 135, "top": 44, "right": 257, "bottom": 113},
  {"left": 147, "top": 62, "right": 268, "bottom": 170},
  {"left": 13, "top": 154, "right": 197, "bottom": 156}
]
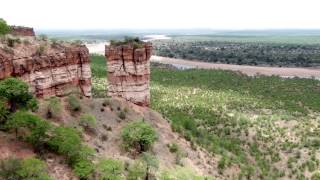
[
  {"left": 0, "top": 43, "right": 92, "bottom": 98},
  {"left": 105, "top": 43, "right": 152, "bottom": 106},
  {"left": 10, "top": 26, "right": 35, "bottom": 36}
]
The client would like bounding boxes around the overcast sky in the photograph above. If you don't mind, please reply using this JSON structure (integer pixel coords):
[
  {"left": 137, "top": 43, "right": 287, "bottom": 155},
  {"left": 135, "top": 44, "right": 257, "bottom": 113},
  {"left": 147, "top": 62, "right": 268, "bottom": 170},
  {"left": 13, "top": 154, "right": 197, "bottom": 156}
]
[{"left": 1, "top": 0, "right": 319, "bottom": 30}]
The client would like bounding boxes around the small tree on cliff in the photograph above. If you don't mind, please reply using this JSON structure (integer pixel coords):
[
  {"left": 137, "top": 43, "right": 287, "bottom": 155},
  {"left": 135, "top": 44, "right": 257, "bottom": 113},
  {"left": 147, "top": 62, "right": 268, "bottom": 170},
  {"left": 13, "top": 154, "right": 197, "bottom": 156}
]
[
  {"left": 0, "top": 18, "right": 10, "bottom": 35},
  {"left": 0, "top": 77, "right": 37, "bottom": 112}
]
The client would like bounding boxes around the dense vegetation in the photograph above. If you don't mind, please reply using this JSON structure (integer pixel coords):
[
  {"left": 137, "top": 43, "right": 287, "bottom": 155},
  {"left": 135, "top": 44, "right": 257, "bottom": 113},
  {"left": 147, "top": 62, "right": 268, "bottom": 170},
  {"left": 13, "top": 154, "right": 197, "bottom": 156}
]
[
  {"left": 0, "top": 18, "right": 10, "bottom": 36},
  {"left": 90, "top": 55, "right": 107, "bottom": 98},
  {"left": 153, "top": 37, "right": 320, "bottom": 67},
  {"left": 151, "top": 66, "right": 320, "bottom": 179}
]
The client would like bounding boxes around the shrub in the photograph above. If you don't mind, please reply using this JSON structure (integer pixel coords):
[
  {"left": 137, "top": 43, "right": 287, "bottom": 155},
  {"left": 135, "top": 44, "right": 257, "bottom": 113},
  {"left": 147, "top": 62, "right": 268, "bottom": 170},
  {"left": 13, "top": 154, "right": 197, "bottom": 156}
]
[
  {"left": 68, "top": 95, "right": 81, "bottom": 112},
  {"left": 37, "top": 45, "right": 47, "bottom": 55},
  {"left": 26, "top": 98, "right": 39, "bottom": 112},
  {"left": 141, "top": 152, "right": 159, "bottom": 179},
  {"left": 0, "top": 157, "right": 21, "bottom": 180},
  {"left": 47, "top": 97, "right": 62, "bottom": 119},
  {"left": 168, "top": 143, "right": 179, "bottom": 153},
  {"left": 79, "top": 114, "right": 97, "bottom": 132},
  {"left": 96, "top": 158, "right": 124, "bottom": 180},
  {"left": 0, "top": 157, "right": 52, "bottom": 180},
  {"left": 17, "top": 158, "right": 51, "bottom": 180},
  {"left": 102, "top": 99, "right": 110, "bottom": 107},
  {"left": 121, "top": 121, "right": 157, "bottom": 152},
  {"left": 312, "top": 172, "right": 320, "bottom": 180},
  {"left": 0, "top": 18, "right": 10, "bottom": 35},
  {"left": 48, "top": 126, "right": 82, "bottom": 159},
  {"left": 118, "top": 110, "right": 126, "bottom": 120},
  {"left": 0, "top": 77, "right": 37, "bottom": 112},
  {"left": 73, "top": 159, "right": 95, "bottom": 179},
  {"left": 7, "top": 38, "right": 16, "bottom": 47},
  {"left": 6, "top": 111, "right": 51, "bottom": 147},
  {"left": 127, "top": 160, "right": 147, "bottom": 180},
  {"left": 0, "top": 99, "right": 9, "bottom": 125}
]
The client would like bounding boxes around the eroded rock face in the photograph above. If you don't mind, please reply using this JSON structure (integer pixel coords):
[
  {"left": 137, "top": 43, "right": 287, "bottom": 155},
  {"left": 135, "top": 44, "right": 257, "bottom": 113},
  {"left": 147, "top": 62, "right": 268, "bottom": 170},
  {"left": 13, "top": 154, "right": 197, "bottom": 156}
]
[
  {"left": 0, "top": 45, "right": 92, "bottom": 98},
  {"left": 10, "top": 26, "right": 35, "bottom": 36},
  {"left": 105, "top": 43, "right": 152, "bottom": 106}
]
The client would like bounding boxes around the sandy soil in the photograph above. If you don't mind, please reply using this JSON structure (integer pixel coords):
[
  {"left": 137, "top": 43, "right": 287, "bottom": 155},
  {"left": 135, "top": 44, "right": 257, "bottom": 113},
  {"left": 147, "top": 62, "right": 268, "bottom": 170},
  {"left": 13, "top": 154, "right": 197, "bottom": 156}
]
[{"left": 151, "top": 56, "right": 320, "bottom": 79}]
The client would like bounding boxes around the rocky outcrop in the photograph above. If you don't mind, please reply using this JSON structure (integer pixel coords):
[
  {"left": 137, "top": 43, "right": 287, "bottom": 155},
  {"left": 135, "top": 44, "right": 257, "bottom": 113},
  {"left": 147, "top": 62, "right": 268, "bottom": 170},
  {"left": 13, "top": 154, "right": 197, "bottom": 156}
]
[
  {"left": 0, "top": 45, "right": 92, "bottom": 98},
  {"left": 10, "top": 26, "right": 35, "bottom": 36},
  {"left": 105, "top": 43, "right": 152, "bottom": 106}
]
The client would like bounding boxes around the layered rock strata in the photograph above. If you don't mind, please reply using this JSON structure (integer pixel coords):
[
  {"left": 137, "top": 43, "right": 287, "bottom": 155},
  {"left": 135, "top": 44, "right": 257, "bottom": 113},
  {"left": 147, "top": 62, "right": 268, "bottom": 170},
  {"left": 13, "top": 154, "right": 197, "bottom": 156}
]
[
  {"left": 105, "top": 43, "right": 152, "bottom": 106},
  {"left": 0, "top": 45, "right": 92, "bottom": 98},
  {"left": 10, "top": 26, "right": 35, "bottom": 36}
]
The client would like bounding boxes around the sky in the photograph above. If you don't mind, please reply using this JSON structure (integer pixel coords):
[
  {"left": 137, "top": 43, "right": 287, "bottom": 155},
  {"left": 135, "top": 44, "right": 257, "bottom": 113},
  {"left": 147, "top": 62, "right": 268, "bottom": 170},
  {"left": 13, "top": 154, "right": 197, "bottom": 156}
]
[{"left": 1, "top": 0, "right": 319, "bottom": 30}]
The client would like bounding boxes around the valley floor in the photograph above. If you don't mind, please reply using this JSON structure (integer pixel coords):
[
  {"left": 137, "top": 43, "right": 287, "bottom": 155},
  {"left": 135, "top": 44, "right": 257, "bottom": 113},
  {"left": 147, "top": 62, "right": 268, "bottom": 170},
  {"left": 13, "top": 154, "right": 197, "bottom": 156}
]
[{"left": 151, "top": 56, "right": 320, "bottom": 80}]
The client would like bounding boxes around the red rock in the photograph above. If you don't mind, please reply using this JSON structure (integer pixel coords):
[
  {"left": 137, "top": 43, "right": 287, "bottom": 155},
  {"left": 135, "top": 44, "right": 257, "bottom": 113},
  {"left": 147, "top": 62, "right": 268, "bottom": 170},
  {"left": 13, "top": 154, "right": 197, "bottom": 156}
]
[
  {"left": 10, "top": 26, "right": 35, "bottom": 36},
  {"left": 105, "top": 42, "right": 152, "bottom": 106},
  {"left": 0, "top": 45, "right": 92, "bottom": 98}
]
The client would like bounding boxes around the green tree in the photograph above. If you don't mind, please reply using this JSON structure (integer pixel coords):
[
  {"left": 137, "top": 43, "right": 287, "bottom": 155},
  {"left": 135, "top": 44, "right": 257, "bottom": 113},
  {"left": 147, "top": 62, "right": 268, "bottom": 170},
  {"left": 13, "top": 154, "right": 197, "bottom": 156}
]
[
  {"left": 48, "top": 126, "right": 82, "bottom": 160},
  {"left": 121, "top": 121, "right": 157, "bottom": 152},
  {"left": 0, "top": 77, "right": 37, "bottom": 112},
  {"left": 6, "top": 111, "right": 51, "bottom": 147},
  {"left": 96, "top": 159, "right": 124, "bottom": 180},
  {"left": 0, "top": 18, "right": 10, "bottom": 35}
]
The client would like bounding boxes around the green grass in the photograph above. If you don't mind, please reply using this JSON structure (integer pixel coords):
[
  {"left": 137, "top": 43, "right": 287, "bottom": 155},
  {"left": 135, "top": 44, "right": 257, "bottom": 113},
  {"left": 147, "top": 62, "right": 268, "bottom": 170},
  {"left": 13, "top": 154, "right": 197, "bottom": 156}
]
[
  {"left": 90, "top": 55, "right": 107, "bottom": 97},
  {"left": 150, "top": 67, "right": 320, "bottom": 179},
  {"left": 90, "top": 54, "right": 320, "bottom": 178}
]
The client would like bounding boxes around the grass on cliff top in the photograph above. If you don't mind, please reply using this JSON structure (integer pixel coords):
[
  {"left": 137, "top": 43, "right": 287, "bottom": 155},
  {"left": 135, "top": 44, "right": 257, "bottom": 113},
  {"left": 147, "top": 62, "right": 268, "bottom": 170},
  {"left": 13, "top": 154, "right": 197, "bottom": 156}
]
[{"left": 150, "top": 67, "right": 320, "bottom": 179}]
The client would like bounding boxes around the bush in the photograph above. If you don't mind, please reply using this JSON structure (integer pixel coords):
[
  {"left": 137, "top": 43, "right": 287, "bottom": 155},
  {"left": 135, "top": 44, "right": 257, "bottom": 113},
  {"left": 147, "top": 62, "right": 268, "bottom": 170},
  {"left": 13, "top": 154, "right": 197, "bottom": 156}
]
[
  {"left": 36, "top": 45, "right": 46, "bottom": 55},
  {"left": 127, "top": 160, "right": 147, "bottom": 180},
  {"left": 6, "top": 111, "right": 51, "bottom": 147},
  {"left": 96, "top": 158, "right": 124, "bottom": 180},
  {"left": 0, "top": 77, "right": 37, "bottom": 112},
  {"left": 48, "top": 126, "right": 82, "bottom": 159},
  {"left": 0, "top": 157, "right": 21, "bottom": 180},
  {"left": 118, "top": 110, "right": 126, "bottom": 120},
  {"left": 47, "top": 97, "right": 62, "bottom": 119},
  {"left": 312, "top": 172, "right": 320, "bottom": 180},
  {"left": 68, "top": 95, "right": 81, "bottom": 112},
  {"left": 79, "top": 114, "right": 97, "bottom": 132},
  {"left": 73, "top": 159, "right": 95, "bottom": 179},
  {"left": 121, "top": 121, "right": 157, "bottom": 152},
  {"left": 17, "top": 158, "right": 51, "bottom": 180},
  {"left": 140, "top": 152, "right": 159, "bottom": 179},
  {"left": 0, "top": 157, "right": 51, "bottom": 180},
  {"left": 0, "top": 99, "right": 9, "bottom": 125},
  {"left": 0, "top": 18, "right": 10, "bottom": 35},
  {"left": 168, "top": 143, "right": 179, "bottom": 153}
]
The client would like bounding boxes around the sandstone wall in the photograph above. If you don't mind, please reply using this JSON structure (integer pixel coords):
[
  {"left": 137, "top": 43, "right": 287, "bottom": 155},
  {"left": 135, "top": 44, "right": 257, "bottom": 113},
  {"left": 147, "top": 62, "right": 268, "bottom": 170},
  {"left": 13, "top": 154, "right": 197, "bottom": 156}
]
[
  {"left": 105, "top": 43, "right": 152, "bottom": 106},
  {"left": 10, "top": 26, "right": 35, "bottom": 36},
  {"left": 0, "top": 45, "right": 92, "bottom": 98}
]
